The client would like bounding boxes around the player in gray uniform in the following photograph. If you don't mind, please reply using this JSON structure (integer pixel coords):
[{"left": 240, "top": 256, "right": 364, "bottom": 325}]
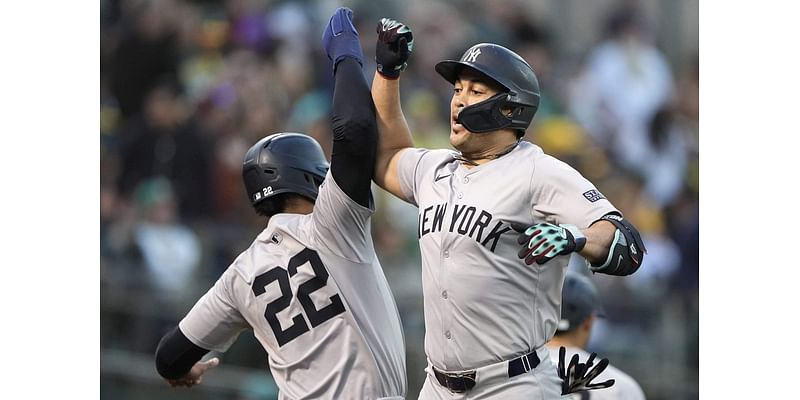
[
  {"left": 547, "top": 271, "right": 646, "bottom": 399},
  {"left": 154, "top": 9, "right": 406, "bottom": 400},
  {"left": 370, "top": 19, "right": 646, "bottom": 399}
]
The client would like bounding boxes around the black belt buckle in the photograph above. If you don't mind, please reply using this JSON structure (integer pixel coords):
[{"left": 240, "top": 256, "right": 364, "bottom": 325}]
[
  {"left": 507, "top": 350, "right": 541, "bottom": 378},
  {"left": 433, "top": 368, "right": 477, "bottom": 393}
]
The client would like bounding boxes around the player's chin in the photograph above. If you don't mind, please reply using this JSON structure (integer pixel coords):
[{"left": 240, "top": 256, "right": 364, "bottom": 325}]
[{"left": 450, "top": 126, "right": 470, "bottom": 147}]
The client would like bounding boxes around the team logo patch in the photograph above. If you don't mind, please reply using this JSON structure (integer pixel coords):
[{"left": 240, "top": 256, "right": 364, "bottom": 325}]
[{"left": 582, "top": 189, "right": 605, "bottom": 203}]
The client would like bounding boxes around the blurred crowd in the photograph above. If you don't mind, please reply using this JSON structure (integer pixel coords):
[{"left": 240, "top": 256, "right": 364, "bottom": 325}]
[{"left": 100, "top": 0, "right": 698, "bottom": 399}]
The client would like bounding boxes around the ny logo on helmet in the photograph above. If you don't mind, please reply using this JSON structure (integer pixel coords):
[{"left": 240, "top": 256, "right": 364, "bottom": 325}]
[{"left": 463, "top": 47, "right": 481, "bottom": 63}]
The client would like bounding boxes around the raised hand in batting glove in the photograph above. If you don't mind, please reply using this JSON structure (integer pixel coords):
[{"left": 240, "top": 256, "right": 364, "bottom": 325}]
[
  {"left": 557, "top": 347, "right": 615, "bottom": 395},
  {"left": 375, "top": 18, "right": 413, "bottom": 79},
  {"left": 322, "top": 7, "right": 363, "bottom": 73},
  {"left": 517, "top": 223, "right": 586, "bottom": 265}
]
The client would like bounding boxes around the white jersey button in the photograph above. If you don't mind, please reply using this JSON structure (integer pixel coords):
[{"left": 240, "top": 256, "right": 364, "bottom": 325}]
[
  {"left": 457, "top": 193, "right": 463, "bottom": 199},
  {"left": 442, "top": 290, "right": 448, "bottom": 299},
  {"left": 445, "top": 330, "right": 452, "bottom": 339},
  {"left": 444, "top": 250, "right": 450, "bottom": 258},
  {"left": 463, "top": 177, "right": 469, "bottom": 184}
]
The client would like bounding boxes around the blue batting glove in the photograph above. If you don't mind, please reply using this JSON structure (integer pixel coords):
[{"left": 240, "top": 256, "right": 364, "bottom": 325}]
[{"left": 322, "top": 7, "right": 363, "bottom": 73}]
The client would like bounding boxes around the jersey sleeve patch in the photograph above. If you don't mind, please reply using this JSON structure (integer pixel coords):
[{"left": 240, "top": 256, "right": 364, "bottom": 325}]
[{"left": 582, "top": 189, "right": 606, "bottom": 203}]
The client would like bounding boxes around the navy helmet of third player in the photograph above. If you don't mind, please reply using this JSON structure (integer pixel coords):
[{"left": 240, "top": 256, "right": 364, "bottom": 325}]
[{"left": 547, "top": 271, "right": 647, "bottom": 399}]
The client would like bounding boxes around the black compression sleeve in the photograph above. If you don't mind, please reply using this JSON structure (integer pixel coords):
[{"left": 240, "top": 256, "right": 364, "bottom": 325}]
[
  {"left": 155, "top": 326, "right": 210, "bottom": 380},
  {"left": 330, "top": 57, "right": 377, "bottom": 208}
]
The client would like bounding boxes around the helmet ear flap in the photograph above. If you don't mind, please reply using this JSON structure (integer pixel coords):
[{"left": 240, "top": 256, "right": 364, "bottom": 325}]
[
  {"left": 303, "top": 173, "right": 325, "bottom": 187},
  {"left": 506, "top": 104, "right": 530, "bottom": 138}
]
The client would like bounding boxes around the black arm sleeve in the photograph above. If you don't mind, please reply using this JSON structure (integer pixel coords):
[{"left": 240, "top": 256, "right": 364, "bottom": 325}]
[
  {"left": 155, "top": 326, "right": 210, "bottom": 380},
  {"left": 330, "top": 57, "right": 378, "bottom": 208}
]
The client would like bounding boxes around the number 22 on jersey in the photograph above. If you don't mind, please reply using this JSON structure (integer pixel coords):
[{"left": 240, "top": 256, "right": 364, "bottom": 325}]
[{"left": 251, "top": 248, "right": 346, "bottom": 346}]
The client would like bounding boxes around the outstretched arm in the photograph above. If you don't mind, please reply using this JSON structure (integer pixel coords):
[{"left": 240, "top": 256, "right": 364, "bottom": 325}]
[
  {"left": 372, "top": 18, "right": 415, "bottom": 199},
  {"left": 322, "top": 7, "right": 377, "bottom": 207},
  {"left": 155, "top": 268, "right": 248, "bottom": 388},
  {"left": 517, "top": 214, "right": 646, "bottom": 276},
  {"left": 330, "top": 57, "right": 377, "bottom": 207}
]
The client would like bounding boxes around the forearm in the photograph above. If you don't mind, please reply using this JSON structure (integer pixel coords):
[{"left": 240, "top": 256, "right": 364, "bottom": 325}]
[
  {"left": 372, "top": 72, "right": 413, "bottom": 188},
  {"left": 155, "top": 326, "right": 210, "bottom": 380},
  {"left": 519, "top": 215, "right": 643, "bottom": 273},
  {"left": 330, "top": 57, "right": 377, "bottom": 207},
  {"left": 578, "top": 220, "right": 616, "bottom": 264}
]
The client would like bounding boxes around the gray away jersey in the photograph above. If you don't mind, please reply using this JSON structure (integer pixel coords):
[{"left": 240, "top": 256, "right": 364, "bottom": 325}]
[
  {"left": 179, "top": 172, "right": 406, "bottom": 400},
  {"left": 548, "top": 346, "right": 646, "bottom": 400},
  {"left": 397, "top": 141, "right": 617, "bottom": 371}
]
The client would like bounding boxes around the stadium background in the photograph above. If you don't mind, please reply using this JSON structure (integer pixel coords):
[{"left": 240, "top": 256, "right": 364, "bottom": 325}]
[{"left": 99, "top": 0, "right": 698, "bottom": 398}]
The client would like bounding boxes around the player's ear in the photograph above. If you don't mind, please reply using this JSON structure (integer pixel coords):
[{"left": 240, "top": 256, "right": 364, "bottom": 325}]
[{"left": 582, "top": 313, "right": 596, "bottom": 333}]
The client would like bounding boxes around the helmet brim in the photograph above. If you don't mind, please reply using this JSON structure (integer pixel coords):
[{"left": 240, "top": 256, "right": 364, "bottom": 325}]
[{"left": 435, "top": 60, "right": 510, "bottom": 92}]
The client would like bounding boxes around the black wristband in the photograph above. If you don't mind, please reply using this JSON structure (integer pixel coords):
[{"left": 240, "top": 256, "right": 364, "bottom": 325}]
[{"left": 377, "top": 67, "right": 401, "bottom": 79}]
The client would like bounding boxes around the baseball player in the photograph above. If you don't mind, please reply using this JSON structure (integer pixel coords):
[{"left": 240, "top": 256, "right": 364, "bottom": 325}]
[
  {"left": 154, "top": 9, "right": 406, "bottom": 399},
  {"left": 547, "top": 271, "right": 646, "bottom": 399},
  {"left": 370, "top": 19, "right": 646, "bottom": 399}
]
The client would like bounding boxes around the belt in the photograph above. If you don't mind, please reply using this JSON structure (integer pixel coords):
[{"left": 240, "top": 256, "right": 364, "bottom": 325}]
[
  {"left": 433, "top": 368, "right": 476, "bottom": 393},
  {"left": 432, "top": 350, "right": 541, "bottom": 393}
]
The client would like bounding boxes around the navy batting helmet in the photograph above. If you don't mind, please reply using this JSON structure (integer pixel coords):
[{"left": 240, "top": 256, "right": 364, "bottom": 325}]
[
  {"left": 557, "top": 272, "right": 603, "bottom": 333},
  {"left": 242, "top": 133, "right": 329, "bottom": 207},
  {"left": 435, "top": 43, "right": 540, "bottom": 134}
]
